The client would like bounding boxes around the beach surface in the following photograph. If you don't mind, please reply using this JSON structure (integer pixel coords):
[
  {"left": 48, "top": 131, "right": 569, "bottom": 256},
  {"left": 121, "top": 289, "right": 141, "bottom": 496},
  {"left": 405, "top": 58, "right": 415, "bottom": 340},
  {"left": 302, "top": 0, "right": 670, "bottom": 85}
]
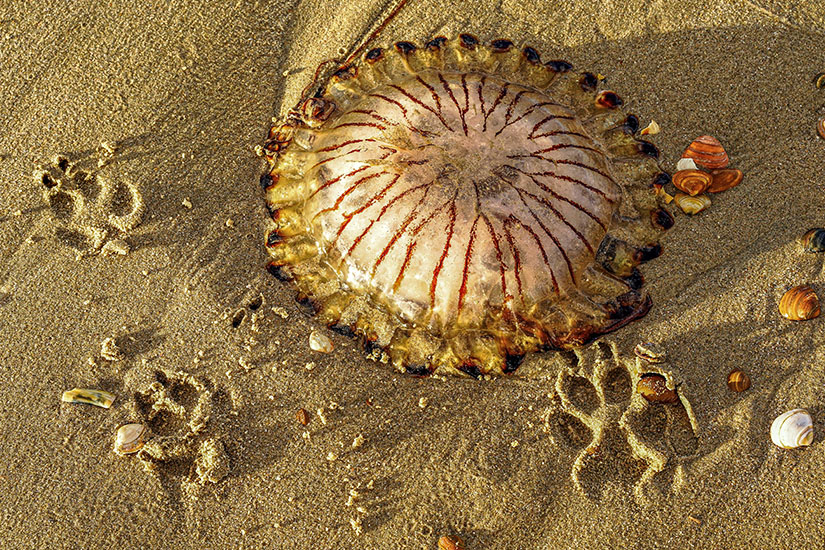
[{"left": 2, "top": 0, "right": 825, "bottom": 548}]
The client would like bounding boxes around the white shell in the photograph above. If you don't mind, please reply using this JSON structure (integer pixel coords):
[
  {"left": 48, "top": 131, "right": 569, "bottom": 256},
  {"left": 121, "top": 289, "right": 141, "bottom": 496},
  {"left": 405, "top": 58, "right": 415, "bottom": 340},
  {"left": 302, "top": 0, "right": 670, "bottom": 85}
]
[
  {"left": 676, "top": 157, "right": 698, "bottom": 171},
  {"left": 770, "top": 409, "right": 814, "bottom": 449},
  {"left": 309, "top": 330, "right": 333, "bottom": 353},
  {"left": 114, "top": 423, "right": 147, "bottom": 455}
]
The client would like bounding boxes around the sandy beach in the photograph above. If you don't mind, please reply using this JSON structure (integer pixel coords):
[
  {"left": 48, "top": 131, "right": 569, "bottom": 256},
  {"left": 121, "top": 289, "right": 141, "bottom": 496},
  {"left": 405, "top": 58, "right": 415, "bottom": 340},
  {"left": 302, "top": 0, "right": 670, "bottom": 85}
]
[{"left": 2, "top": 0, "right": 825, "bottom": 548}]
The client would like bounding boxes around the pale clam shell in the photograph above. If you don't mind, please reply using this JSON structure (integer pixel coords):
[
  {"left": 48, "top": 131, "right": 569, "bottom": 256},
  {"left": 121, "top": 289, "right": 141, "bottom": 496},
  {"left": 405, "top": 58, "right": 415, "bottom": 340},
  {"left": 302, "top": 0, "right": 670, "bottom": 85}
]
[
  {"left": 114, "top": 423, "right": 147, "bottom": 455},
  {"left": 309, "top": 330, "right": 333, "bottom": 353},
  {"left": 770, "top": 409, "right": 814, "bottom": 449}
]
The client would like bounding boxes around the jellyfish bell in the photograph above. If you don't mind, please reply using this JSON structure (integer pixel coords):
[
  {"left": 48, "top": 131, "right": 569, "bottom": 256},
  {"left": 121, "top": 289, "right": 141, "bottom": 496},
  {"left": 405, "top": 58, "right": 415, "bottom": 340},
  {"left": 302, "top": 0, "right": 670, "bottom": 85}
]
[{"left": 263, "top": 35, "right": 672, "bottom": 376}]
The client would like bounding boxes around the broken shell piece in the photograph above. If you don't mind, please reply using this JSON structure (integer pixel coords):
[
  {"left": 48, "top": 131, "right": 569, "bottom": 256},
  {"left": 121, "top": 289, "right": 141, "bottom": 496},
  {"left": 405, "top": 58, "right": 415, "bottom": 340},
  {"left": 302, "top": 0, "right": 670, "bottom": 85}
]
[
  {"left": 637, "top": 374, "right": 678, "bottom": 404},
  {"left": 61, "top": 388, "right": 115, "bottom": 409},
  {"left": 634, "top": 342, "right": 667, "bottom": 363},
  {"left": 682, "top": 135, "right": 729, "bottom": 170},
  {"left": 673, "top": 169, "right": 712, "bottom": 196},
  {"left": 114, "top": 423, "right": 147, "bottom": 455},
  {"left": 674, "top": 193, "right": 711, "bottom": 215},
  {"left": 640, "top": 120, "right": 660, "bottom": 136},
  {"left": 727, "top": 369, "right": 751, "bottom": 392},
  {"left": 818, "top": 118, "right": 825, "bottom": 140},
  {"left": 771, "top": 409, "right": 813, "bottom": 449},
  {"left": 438, "top": 535, "right": 466, "bottom": 550},
  {"left": 296, "top": 408, "right": 310, "bottom": 426},
  {"left": 675, "top": 157, "right": 698, "bottom": 172},
  {"left": 779, "top": 285, "right": 820, "bottom": 321},
  {"left": 707, "top": 169, "right": 743, "bottom": 193},
  {"left": 309, "top": 330, "right": 333, "bottom": 353}
]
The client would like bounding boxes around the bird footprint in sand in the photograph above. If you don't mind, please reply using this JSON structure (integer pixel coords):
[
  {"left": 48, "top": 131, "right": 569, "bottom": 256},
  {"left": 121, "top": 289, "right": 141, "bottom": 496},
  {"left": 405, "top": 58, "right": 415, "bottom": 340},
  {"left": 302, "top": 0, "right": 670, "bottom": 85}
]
[
  {"left": 35, "top": 153, "right": 145, "bottom": 255},
  {"left": 543, "top": 341, "right": 699, "bottom": 503}
]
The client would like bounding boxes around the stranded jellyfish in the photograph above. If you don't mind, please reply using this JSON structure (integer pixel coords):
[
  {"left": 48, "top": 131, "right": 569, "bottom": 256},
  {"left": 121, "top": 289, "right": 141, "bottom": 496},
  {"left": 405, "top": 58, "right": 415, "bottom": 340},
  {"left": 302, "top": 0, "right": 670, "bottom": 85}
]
[{"left": 262, "top": 35, "right": 673, "bottom": 376}]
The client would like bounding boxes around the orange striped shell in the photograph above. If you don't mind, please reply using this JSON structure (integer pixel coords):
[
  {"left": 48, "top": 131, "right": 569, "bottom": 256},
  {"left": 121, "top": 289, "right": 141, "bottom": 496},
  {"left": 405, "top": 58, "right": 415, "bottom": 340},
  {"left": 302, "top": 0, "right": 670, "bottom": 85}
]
[
  {"left": 779, "top": 285, "right": 820, "bottom": 321},
  {"left": 682, "top": 135, "right": 728, "bottom": 170}
]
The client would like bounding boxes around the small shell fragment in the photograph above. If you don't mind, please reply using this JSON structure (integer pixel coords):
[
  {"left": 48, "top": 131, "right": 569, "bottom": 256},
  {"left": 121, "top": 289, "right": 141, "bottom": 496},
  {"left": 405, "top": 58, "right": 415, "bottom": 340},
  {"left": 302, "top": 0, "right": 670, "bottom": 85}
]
[
  {"left": 100, "top": 337, "right": 123, "bottom": 361},
  {"left": 114, "top": 423, "right": 147, "bottom": 455},
  {"left": 727, "top": 369, "right": 751, "bottom": 392},
  {"left": 707, "top": 169, "right": 743, "bottom": 193},
  {"left": 637, "top": 374, "right": 678, "bottom": 404},
  {"left": 674, "top": 193, "right": 711, "bottom": 215},
  {"left": 61, "top": 388, "right": 115, "bottom": 409},
  {"left": 817, "top": 118, "right": 825, "bottom": 140},
  {"left": 770, "top": 409, "right": 813, "bottom": 449},
  {"left": 675, "top": 157, "right": 698, "bottom": 172},
  {"left": 800, "top": 228, "right": 825, "bottom": 253},
  {"left": 634, "top": 342, "right": 667, "bottom": 363},
  {"left": 779, "top": 285, "right": 820, "bottom": 321},
  {"left": 682, "top": 135, "right": 729, "bottom": 170},
  {"left": 640, "top": 120, "right": 660, "bottom": 136},
  {"left": 673, "top": 169, "right": 712, "bottom": 196},
  {"left": 296, "top": 408, "right": 310, "bottom": 426},
  {"left": 815, "top": 72, "right": 825, "bottom": 89},
  {"left": 309, "top": 330, "right": 333, "bottom": 353},
  {"left": 438, "top": 535, "right": 466, "bottom": 550}
]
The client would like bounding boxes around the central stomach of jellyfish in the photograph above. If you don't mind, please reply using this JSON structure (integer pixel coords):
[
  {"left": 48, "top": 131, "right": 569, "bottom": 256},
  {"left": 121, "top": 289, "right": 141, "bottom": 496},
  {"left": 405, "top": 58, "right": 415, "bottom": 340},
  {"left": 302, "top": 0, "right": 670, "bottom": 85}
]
[{"left": 301, "top": 71, "right": 620, "bottom": 335}]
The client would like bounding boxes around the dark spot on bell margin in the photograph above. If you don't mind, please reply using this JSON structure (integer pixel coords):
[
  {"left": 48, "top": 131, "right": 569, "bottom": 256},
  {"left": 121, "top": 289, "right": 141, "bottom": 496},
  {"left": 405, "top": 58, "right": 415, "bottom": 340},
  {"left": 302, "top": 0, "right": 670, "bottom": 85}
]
[
  {"left": 546, "top": 59, "right": 573, "bottom": 73},
  {"left": 266, "top": 262, "right": 293, "bottom": 281},
  {"left": 579, "top": 72, "right": 598, "bottom": 91},
  {"left": 330, "top": 323, "right": 356, "bottom": 339},
  {"left": 622, "top": 114, "right": 639, "bottom": 134},
  {"left": 266, "top": 232, "right": 283, "bottom": 247},
  {"left": 490, "top": 39, "right": 513, "bottom": 52},
  {"left": 259, "top": 174, "right": 273, "bottom": 190},
  {"left": 625, "top": 269, "right": 644, "bottom": 290},
  {"left": 652, "top": 172, "right": 671, "bottom": 187},
  {"left": 394, "top": 41, "right": 416, "bottom": 54},
  {"left": 503, "top": 354, "right": 524, "bottom": 373},
  {"left": 426, "top": 36, "right": 447, "bottom": 50},
  {"left": 637, "top": 140, "right": 659, "bottom": 158},
  {"left": 522, "top": 46, "right": 540, "bottom": 64},
  {"left": 651, "top": 208, "right": 675, "bottom": 230},
  {"left": 406, "top": 364, "right": 431, "bottom": 377},
  {"left": 459, "top": 34, "right": 479, "bottom": 48},
  {"left": 634, "top": 243, "right": 662, "bottom": 263},
  {"left": 333, "top": 65, "right": 357, "bottom": 80},
  {"left": 457, "top": 363, "right": 482, "bottom": 379},
  {"left": 365, "top": 47, "right": 383, "bottom": 61}
]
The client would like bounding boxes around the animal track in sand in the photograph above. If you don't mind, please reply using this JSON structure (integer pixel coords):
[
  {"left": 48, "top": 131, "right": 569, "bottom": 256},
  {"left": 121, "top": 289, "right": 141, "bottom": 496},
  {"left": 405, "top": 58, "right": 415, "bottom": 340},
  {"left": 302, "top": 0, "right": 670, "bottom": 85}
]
[
  {"left": 133, "top": 369, "right": 231, "bottom": 494},
  {"left": 542, "top": 341, "right": 699, "bottom": 503},
  {"left": 35, "top": 153, "right": 145, "bottom": 255}
]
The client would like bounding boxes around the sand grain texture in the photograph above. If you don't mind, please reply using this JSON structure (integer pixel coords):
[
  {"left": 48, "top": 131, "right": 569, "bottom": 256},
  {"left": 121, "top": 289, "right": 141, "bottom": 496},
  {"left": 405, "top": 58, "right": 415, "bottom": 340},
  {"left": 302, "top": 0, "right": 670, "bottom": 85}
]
[{"left": 1, "top": 0, "right": 825, "bottom": 548}]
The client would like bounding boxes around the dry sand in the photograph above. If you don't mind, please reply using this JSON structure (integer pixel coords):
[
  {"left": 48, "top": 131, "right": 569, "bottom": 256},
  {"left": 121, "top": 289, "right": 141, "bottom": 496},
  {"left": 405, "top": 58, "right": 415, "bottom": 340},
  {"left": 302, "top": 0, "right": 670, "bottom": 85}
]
[{"left": 2, "top": 0, "right": 825, "bottom": 548}]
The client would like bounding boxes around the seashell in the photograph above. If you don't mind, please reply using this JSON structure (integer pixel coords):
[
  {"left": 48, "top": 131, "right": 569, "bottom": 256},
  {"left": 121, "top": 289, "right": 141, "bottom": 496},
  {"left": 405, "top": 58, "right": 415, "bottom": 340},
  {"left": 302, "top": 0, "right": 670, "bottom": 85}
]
[
  {"left": 640, "top": 120, "right": 660, "bottom": 136},
  {"left": 800, "top": 228, "right": 825, "bottom": 253},
  {"left": 114, "top": 423, "right": 147, "bottom": 455},
  {"left": 682, "top": 135, "right": 729, "bottom": 170},
  {"left": 778, "top": 285, "right": 820, "bottom": 321},
  {"left": 61, "top": 388, "right": 115, "bottom": 409},
  {"left": 818, "top": 118, "right": 825, "bottom": 140},
  {"left": 675, "top": 157, "right": 698, "bottom": 172},
  {"left": 296, "top": 408, "right": 310, "bottom": 426},
  {"left": 770, "top": 409, "right": 813, "bottom": 449},
  {"left": 634, "top": 342, "right": 667, "bottom": 363},
  {"left": 309, "top": 330, "right": 333, "bottom": 353},
  {"left": 672, "top": 169, "right": 712, "bottom": 196},
  {"left": 707, "top": 169, "right": 743, "bottom": 193},
  {"left": 815, "top": 72, "right": 825, "bottom": 89},
  {"left": 727, "top": 369, "right": 751, "bottom": 392},
  {"left": 637, "top": 374, "right": 678, "bottom": 404},
  {"left": 438, "top": 535, "right": 466, "bottom": 550},
  {"left": 674, "top": 193, "right": 711, "bottom": 215}
]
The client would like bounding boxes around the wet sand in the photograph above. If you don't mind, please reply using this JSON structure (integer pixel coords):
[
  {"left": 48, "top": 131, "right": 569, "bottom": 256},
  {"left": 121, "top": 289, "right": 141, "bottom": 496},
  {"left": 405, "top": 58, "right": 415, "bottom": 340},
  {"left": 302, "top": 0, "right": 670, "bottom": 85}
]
[{"left": 1, "top": 0, "right": 825, "bottom": 548}]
